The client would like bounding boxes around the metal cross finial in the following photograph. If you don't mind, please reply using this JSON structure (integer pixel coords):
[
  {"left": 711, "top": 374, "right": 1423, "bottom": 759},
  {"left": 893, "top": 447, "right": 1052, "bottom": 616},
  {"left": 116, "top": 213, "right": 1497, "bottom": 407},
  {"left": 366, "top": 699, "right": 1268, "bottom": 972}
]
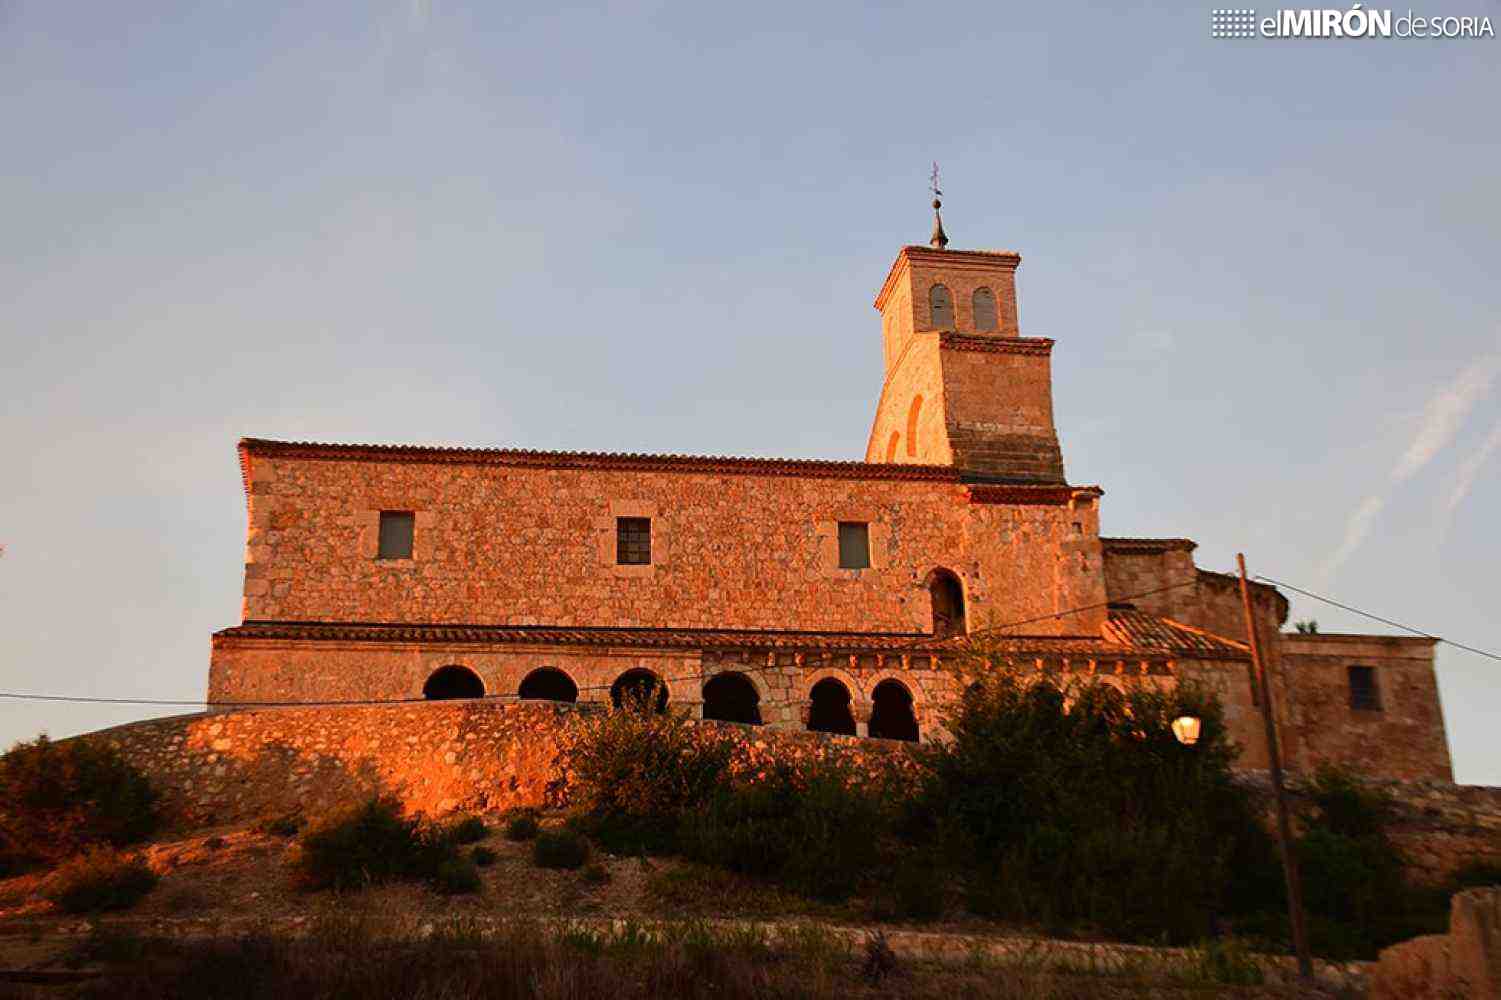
[{"left": 928, "top": 162, "right": 949, "bottom": 249}]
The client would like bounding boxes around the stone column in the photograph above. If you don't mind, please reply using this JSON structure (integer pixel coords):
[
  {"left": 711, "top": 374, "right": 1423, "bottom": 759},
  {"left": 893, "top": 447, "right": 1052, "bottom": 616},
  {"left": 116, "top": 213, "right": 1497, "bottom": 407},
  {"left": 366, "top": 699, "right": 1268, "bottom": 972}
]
[{"left": 854, "top": 701, "right": 874, "bottom": 738}]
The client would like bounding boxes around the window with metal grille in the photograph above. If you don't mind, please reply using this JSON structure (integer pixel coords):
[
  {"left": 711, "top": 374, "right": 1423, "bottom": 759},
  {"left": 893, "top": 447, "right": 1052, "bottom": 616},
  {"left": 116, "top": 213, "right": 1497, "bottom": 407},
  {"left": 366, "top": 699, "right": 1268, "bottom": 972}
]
[
  {"left": 1348, "top": 665, "right": 1381, "bottom": 711},
  {"left": 616, "top": 517, "right": 651, "bottom": 565},
  {"left": 377, "top": 511, "right": 414, "bottom": 559},
  {"left": 838, "top": 521, "right": 870, "bottom": 569}
]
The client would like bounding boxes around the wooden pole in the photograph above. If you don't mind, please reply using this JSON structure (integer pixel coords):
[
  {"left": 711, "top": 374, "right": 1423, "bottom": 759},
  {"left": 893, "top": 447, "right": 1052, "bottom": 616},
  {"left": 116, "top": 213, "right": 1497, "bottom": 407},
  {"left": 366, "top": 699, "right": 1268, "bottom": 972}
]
[{"left": 1238, "top": 553, "right": 1313, "bottom": 980}]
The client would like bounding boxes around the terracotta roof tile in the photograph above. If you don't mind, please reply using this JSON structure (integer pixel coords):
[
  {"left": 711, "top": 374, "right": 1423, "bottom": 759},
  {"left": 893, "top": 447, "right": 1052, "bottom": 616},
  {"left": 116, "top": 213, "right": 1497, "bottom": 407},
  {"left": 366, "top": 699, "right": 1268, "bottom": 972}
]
[{"left": 1102, "top": 609, "right": 1247, "bottom": 655}]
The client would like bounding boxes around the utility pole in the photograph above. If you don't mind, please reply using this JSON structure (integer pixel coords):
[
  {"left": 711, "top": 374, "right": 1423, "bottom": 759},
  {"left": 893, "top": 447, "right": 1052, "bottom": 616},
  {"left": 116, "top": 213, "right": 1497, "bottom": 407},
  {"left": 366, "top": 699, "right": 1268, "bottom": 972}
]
[{"left": 1238, "top": 553, "right": 1312, "bottom": 980}]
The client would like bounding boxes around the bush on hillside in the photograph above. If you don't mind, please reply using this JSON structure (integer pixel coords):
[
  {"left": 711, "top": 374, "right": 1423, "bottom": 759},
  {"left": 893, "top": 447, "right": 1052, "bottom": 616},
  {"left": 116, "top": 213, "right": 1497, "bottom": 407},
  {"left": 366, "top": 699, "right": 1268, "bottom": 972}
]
[
  {"left": 564, "top": 698, "right": 735, "bottom": 853},
  {"left": 295, "top": 796, "right": 456, "bottom": 892},
  {"left": 1292, "top": 766, "right": 1448, "bottom": 958},
  {"left": 909, "top": 653, "right": 1281, "bottom": 943},
  {"left": 446, "top": 816, "right": 488, "bottom": 845},
  {"left": 44, "top": 848, "right": 158, "bottom": 913},
  {"left": 0, "top": 736, "right": 160, "bottom": 875},
  {"left": 503, "top": 810, "right": 540, "bottom": 842},
  {"left": 532, "top": 829, "right": 589, "bottom": 870},
  {"left": 681, "top": 754, "right": 889, "bottom": 901}
]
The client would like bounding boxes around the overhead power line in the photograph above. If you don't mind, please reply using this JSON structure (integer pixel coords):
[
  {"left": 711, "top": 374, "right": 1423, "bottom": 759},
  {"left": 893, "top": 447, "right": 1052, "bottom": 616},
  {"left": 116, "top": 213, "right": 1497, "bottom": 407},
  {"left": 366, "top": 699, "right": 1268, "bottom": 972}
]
[{"left": 1255, "top": 574, "right": 1501, "bottom": 664}]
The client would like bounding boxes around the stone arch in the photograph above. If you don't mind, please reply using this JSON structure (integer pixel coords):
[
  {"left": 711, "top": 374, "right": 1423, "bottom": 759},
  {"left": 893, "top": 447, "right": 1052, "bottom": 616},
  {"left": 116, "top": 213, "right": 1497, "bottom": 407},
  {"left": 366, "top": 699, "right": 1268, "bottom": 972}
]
[
  {"left": 972, "top": 287, "right": 998, "bottom": 332},
  {"left": 925, "top": 567, "right": 967, "bottom": 638},
  {"left": 517, "top": 666, "right": 579, "bottom": 703},
  {"left": 905, "top": 395, "right": 923, "bottom": 457},
  {"left": 423, "top": 664, "right": 485, "bottom": 701},
  {"left": 702, "top": 671, "right": 762, "bottom": 725},
  {"left": 807, "top": 676, "right": 857, "bottom": 736},
  {"left": 869, "top": 678, "right": 919, "bottom": 742},
  {"left": 928, "top": 283, "right": 954, "bottom": 329},
  {"left": 885, "top": 430, "right": 901, "bottom": 462},
  {"left": 611, "top": 667, "right": 668, "bottom": 713}
]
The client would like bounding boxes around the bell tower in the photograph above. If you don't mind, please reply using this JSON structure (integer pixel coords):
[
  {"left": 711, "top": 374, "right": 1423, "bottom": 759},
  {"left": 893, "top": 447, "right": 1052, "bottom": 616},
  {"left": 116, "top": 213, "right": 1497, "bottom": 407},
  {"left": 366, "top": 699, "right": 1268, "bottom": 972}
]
[{"left": 865, "top": 195, "right": 1065, "bottom": 483}]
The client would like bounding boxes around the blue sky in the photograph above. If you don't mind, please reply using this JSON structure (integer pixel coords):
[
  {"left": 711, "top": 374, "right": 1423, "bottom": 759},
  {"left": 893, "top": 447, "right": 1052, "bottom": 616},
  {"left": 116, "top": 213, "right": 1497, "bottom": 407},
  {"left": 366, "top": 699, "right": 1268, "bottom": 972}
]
[{"left": 2, "top": 3, "right": 1497, "bottom": 780}]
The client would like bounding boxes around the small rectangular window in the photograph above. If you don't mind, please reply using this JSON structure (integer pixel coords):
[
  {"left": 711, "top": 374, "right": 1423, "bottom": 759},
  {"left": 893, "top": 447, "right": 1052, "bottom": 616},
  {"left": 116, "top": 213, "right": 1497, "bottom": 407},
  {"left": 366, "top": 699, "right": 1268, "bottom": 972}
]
[
  {"left": 377, "top": 511, "right": 414, "bottom": 560},
  {"left": 1348, "top": 665, "right": 1381, "bottom": 711},
  {"left": 838, "top": 521, "right": 871, "bottom": 570},
  {"left": 616, "top": 517, "right": 651, "bottom": 565}
]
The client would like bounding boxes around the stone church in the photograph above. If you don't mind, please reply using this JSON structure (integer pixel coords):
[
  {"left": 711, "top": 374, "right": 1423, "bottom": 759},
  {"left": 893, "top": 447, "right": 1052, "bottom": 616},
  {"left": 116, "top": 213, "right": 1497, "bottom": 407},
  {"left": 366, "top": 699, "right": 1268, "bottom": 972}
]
[{"left": 209, "top": 218, "right": 1453, "bottom": 783}]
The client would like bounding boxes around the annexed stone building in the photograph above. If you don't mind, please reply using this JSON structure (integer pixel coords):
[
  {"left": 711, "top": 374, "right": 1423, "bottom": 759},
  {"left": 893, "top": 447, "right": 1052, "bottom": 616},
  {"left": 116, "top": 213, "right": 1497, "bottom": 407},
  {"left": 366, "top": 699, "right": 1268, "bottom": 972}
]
[{"left": 209, "top": 222, "right": 1453, "bottom": 783}]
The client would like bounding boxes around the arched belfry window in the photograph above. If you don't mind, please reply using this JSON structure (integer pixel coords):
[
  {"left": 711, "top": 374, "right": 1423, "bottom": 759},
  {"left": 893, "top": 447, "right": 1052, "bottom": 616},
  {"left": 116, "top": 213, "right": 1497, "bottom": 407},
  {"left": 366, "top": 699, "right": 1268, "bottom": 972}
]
[
  {"left": 928, "top": 569, "right": 966, "bottom": 639},
  {"left": 972, "top": 287, "right": 997, "bottom": 332},
  {"left": 928, "top": 284, "right": 954, "bottom": 329},
  {"left": 885, "top": 431, "right": 901, "bottom": 462}
]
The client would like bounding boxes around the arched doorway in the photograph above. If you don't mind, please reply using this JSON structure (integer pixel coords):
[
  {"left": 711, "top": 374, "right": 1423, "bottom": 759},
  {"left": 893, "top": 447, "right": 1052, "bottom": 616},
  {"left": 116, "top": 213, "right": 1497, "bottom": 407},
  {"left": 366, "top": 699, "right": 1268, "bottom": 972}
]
[
  {"left": 423, "top": 665, "right": 484, "bottom": 700},
  {"left": 928, "top": 569, "right": 966, "bottom": 638},
  {"left": 806, "top": 678, "right": 857, "bottom": 736},
  {"left": 518, "top": 667, "right": 578, "bottom": 703},
  {"left": 702, "top": 672, "right": 761, "bottom": 725},
  {"left": 869, "top": 679, "right": 919, "bottom": 742},
  {"left": 611, "top": 668, "right": 668, "bottom": 713}
]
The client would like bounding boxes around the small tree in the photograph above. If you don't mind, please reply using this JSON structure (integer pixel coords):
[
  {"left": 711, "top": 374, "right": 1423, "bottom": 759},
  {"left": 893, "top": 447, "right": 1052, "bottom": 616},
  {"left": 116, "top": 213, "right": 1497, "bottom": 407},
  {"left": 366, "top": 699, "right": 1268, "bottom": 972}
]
[
  {"left": 0, "top": 736, "right": 160, "bottom": 874},
  {"left": 907, "top": 639, "right": 1279, "bottom": 942}
]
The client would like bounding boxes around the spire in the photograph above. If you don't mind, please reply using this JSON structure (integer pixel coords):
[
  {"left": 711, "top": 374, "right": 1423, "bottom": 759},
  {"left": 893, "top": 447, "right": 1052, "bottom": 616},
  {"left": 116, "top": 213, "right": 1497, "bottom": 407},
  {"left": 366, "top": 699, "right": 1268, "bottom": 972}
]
[{"left": 928, "top": 162, "right": 949, "bottom": 249}]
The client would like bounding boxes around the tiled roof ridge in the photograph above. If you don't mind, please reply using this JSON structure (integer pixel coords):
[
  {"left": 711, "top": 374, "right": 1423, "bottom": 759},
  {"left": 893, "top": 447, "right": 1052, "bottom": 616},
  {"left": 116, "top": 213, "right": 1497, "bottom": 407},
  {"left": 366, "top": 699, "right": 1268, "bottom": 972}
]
[
  {"left": 1099, "top": 536, "right": 1198, "bottom": 552},
  {"left": 1103, "top": 608, "right": 1249, "bottom": 656},
  {"left": 213, "top": 619, "right": 1199, "bottom": 659},
  {"left": 240, "top": 437, "right": 963, "bottom": 481}
]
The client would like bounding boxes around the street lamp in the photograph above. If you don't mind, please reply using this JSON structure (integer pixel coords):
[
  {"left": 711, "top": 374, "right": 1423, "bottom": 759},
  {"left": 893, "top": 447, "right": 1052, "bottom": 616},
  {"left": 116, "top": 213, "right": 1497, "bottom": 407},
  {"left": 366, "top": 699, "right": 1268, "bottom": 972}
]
[{"left": 1171, "top": 714, "right": 1202, "bottom": 746}]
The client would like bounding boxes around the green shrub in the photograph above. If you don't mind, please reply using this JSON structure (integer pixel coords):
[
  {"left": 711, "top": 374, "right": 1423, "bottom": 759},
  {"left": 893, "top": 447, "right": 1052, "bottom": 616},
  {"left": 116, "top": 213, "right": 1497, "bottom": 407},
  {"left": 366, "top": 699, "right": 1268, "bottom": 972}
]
[
  {"left": 681, "top": 754, "right": 887, "bottom": 901},
  {"left": 471, "top": 845, "right": 498, "bottom": 867},
  {"left": 911, "top": 657, "right": 1277, "bottom": 944},
  {"left": 446, "top": 816, "right": 488, "bottom": 845},
  {"left": 533, "top": 829, "right": 589, "bottom": 870},
  {"left": 885, "top": 856, "right": 946, "bottom": 922},
  {"left": 296, "top": 797, "right": 455, "bottom": 891},
  {"left": 504, "top": 813, "right": 540, "bottom": 842},
  {"left": 582, "top": 862, "right": 611, "bottom": 884},
  {"left": 1293, "top": 766, "right": 1448, "bottom": 958},
  {"left": 564, "top": 703, "right": 735, "bottom": 854},
  {"left": 44, "top": 848, "right": 158, "bottom": 913},
  {"left": 0, "top": 736, "right": 160, "bottom": 873},
  {"left": 433, "top": 858, "right": 482, "bottom": 895}
]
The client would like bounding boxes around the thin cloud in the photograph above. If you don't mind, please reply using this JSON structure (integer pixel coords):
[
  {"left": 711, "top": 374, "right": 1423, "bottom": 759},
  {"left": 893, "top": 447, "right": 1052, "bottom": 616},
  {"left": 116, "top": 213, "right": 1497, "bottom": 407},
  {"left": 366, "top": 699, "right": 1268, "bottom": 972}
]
[
  {"left": 1393, "top": 355, "right": 1501, "bottom": 482},
  {"left": 1324, "top": 494, "right": 1386, "bottom": 580},
  {"left": 1441, "top": 420, "right": 1501, "bottom": 527},
  {"left": 1324, "top": 352, "right": 1501, "bottom": 577}
]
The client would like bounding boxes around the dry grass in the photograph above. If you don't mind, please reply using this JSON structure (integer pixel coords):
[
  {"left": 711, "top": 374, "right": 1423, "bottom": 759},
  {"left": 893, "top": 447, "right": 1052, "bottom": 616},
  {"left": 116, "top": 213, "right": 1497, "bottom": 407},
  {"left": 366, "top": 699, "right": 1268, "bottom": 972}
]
[{"left": 0, "top": 915, "right": 1346, "bottom": 1000}]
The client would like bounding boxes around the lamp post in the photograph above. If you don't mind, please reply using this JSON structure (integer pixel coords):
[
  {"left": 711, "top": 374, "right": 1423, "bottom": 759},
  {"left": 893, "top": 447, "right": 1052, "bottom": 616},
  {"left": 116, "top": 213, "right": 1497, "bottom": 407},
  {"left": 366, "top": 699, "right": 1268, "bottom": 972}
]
[{"left": 1171, "top": 714, "right": 1202, "bottom": 746}]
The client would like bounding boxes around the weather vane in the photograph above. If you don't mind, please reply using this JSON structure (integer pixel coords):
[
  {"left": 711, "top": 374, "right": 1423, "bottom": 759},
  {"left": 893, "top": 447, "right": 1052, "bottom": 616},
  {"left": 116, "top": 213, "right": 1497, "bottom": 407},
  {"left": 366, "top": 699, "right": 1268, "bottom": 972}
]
[{"left": 929, "top": 161, "right": 949, "bottom": 249}]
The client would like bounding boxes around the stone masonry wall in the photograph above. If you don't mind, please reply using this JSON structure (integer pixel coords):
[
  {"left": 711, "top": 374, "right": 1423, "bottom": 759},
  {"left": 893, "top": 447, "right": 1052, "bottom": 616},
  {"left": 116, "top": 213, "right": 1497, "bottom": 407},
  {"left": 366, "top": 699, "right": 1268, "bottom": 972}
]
[
  {"left": 91, "top": 701, "right": 905, "bottom": 826},
  {"left": 1277, "top": 635, "right": 1453, "bottom": 782},
  {"left": 242, "top": 451, "right": 1107, "bottom": 635}
]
